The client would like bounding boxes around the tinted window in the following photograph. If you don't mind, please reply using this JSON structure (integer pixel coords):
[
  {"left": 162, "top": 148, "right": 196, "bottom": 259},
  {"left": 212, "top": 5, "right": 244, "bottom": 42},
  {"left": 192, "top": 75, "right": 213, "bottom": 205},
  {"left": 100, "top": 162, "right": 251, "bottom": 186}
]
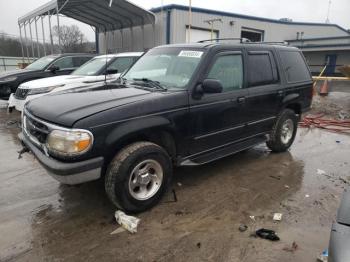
[
  {"left": 248, "top": 53, "right": 277, "bottom": 87},
  {"left": 52, "top": 57, "right": 74, "bottom": 69},
  {"left": 108, "top": 57, "right": 135, "bottom": 74},
  {"left": 73, "top": 56, "right": 92, "bottom": 67},
  {"left": 207, "top": 55, "right": 243, "bottom": 92},
  {"left": 280, "top": 51, "right": 311, "bottom": 83}
]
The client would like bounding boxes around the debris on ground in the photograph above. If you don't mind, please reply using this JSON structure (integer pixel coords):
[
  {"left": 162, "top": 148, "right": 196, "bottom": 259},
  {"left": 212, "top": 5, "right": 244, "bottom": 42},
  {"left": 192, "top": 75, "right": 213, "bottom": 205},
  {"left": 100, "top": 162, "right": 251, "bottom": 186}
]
[
  {"left": 114, "top": 210, "right": 140, "bottom": 234},
  {"left": 299, "top": 114, "right": 350, "bottom": 134},
  {"left": 284, "top": 185, "right": 290, "bottom": 189},
  {"left": 196, "top": 242, "right": 201, "bottom": 249},
  {"left": 238, "top": 224, "right": 248, "bottom": 232},
  {"left": 283, "top": 241, "right": 298, "bottom": 252},
  {"left": 110, "top": 227, "right": 126, "bottom": 235},
  {"left": 273, "top": 213, "right": 283, "bottom": 221},
  {"left": 317, "top": 169, "right": 326, "bottom": 175},
  {"left": 177, "top": 182, "right": 182, "bottom": 187},
  {"left": 255, "top": 228, "right": 280, "bottom": 241},
  {"left": 305, "top": 194, "right": 310, "bottom": 198},
  {"left": 317, "top": 249, "right": 328, "bottom": 262},
  {"left": 249, "top": 216, "right": 255, "bottom": 221}
]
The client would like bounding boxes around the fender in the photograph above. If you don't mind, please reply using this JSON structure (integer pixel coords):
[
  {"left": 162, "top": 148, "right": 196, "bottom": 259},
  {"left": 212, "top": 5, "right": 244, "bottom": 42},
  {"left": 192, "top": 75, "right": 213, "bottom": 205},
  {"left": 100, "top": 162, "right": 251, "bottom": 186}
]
[
  {"left": 282, "top": 93, "right": 299, "bottom": 104},
  {"left": 105, "top": 115, "right": 171, "bottom": 147}
]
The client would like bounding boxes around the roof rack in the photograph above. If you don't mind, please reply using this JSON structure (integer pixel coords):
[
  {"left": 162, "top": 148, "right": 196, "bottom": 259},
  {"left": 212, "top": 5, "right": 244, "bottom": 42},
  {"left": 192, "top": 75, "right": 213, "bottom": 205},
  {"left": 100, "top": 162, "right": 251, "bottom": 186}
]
[
  {"left": 197, "top": 38, "right": 251, "bottom": 43},
  {"left": 197, "top": 38, "right": 289, "bottom": 46}
]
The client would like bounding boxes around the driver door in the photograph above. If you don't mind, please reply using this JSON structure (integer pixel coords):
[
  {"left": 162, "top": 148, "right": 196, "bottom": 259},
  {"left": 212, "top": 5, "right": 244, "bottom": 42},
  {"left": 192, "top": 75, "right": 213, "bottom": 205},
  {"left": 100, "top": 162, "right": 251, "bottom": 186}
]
[{"left": 189, "top": 51, "right": 248, "bottom": 154}]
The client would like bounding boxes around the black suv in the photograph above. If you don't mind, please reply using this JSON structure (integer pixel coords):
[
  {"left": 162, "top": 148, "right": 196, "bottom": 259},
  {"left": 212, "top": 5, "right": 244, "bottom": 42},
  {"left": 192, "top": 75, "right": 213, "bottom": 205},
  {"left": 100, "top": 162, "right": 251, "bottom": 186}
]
[
  {"left": 19, "top": 43, "right": 313, "bottom": 212},
  {"left": 0, "top": 53, "right": 94, "bottom": 99}
]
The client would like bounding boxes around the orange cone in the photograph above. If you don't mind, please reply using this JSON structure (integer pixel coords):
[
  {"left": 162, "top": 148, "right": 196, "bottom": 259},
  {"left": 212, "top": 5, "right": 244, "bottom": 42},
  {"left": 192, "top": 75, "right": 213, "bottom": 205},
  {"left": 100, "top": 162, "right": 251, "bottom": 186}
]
[{"left": 319, "top": 79, "right": 329, "bottom": 96}]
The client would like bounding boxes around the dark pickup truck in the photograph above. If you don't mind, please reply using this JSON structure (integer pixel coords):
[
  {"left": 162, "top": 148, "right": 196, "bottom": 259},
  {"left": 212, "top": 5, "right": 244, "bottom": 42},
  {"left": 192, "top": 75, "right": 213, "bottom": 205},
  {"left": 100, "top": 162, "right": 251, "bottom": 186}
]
[{"left": 19, "top": 42, "right": 313, "bottom": 212}]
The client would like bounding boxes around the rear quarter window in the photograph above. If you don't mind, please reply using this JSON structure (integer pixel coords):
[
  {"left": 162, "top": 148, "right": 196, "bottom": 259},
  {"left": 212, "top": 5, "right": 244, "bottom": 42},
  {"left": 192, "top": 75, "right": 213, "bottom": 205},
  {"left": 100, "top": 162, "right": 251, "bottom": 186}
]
[{"left": 279, "top": 51, "right": 311, "bottom": 83}]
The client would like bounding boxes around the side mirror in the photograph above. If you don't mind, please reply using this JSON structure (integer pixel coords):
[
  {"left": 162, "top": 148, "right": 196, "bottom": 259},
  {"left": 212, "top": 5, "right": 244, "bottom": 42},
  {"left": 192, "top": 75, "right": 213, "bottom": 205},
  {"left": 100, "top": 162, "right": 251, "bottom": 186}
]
[
  {"left": 49, "top": 65, "right": 59, "bottom": 73},
  {"left": 106, "top": 69, "right": 119, "bottom": 75},
  {"left": 202, "top": 79, "right": 223, "bottom": 94}
]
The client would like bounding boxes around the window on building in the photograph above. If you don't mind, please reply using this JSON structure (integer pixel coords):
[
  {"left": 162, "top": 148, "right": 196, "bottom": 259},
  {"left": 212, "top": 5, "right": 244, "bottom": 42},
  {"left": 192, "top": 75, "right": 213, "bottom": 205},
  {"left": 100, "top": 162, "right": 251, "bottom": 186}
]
[
  {"left": 247, "top": 53, "right": 278, "bottom": 87},
  {"left": 241, "top": 28, "right": 263, "bottom": 42},
  {"left": 279, "top": 51, "right": 311, "bottom": 83},
  {"left": 207, "top": 55, "right": 243, "bottom": 92}
]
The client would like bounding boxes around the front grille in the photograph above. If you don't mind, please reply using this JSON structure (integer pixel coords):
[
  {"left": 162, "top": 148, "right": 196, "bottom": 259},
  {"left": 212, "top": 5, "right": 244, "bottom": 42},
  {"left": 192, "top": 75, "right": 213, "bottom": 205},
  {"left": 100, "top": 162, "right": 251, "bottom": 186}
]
[
  {"left": 15, "top": 88, "right": 30, "bottom": 100},
  {"left": 23, "top": 113, "right": 49, "bottom": 146}
]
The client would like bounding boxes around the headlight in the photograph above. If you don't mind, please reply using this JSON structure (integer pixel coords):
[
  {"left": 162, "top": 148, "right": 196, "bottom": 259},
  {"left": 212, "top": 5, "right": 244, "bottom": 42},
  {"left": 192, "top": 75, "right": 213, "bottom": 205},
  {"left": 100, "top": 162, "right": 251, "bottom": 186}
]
[
  {"left": 0, "top": 76, "right": 17, "bottom": 82},
  {"left": 46, "top": 129, "right": 93, "bottom": 157},
  {"left": 28, "top": 84, "right": 65, "bottom": 95}
]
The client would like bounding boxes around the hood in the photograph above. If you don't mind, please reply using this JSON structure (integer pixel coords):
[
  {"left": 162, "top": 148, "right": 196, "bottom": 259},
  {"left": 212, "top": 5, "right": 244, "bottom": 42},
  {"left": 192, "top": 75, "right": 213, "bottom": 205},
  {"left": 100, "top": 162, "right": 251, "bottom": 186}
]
[
  {"left": 26, "top": 84, "right": 153, "bottom": 127},
  {"left": 19, "top": 75, "right": 98, "bottom": 89},
  {"left": 0, "top": 68, "right": 39, "bottom": 80}
]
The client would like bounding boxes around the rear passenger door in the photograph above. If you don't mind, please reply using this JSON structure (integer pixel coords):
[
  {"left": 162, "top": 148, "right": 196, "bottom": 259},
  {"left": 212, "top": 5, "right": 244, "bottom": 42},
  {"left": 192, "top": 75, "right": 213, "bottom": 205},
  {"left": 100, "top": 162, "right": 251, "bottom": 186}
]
[
  {"left": 244, "top": 50, "right": 282, "bottom": 136},
  {"left": 189, "top": 51, "right": 249, "bottom": 154}
]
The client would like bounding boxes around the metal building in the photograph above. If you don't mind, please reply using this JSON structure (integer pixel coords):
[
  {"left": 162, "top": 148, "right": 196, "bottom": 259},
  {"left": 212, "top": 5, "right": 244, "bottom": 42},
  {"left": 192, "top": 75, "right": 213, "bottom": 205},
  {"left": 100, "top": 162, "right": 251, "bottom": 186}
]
[{"left": 19, "top": 2, "right": 350, "bottom": 75}]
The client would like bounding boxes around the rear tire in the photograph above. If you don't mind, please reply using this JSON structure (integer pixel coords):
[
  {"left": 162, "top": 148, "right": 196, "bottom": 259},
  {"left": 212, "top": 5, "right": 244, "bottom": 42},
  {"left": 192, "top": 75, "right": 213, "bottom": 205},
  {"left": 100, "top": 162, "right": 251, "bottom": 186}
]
[
  {"left": 105, "top": 142, "right": 172, "bottom": 213},
  {"left": 266, "top": 109, "right": 298, "bottom": 152}
]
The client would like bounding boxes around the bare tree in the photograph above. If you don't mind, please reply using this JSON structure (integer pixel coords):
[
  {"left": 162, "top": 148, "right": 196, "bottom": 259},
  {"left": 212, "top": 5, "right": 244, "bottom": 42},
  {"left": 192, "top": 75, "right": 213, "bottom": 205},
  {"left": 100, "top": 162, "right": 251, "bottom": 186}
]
[{"left": 53, "top": 25, "right": 87, "bottom": 53}]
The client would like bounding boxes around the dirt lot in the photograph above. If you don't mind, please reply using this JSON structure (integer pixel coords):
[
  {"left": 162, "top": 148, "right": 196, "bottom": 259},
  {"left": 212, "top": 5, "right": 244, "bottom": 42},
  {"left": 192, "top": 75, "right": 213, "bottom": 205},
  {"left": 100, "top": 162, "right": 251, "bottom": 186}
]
[{"left": 0, "top": 91, "right": 349, "bottom": 262}]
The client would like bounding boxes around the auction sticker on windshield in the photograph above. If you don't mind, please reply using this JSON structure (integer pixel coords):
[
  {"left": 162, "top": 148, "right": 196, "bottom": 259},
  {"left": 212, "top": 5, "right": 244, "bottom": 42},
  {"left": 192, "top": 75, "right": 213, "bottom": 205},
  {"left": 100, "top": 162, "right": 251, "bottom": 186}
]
[{"left": 178, "top": 50, "right": 203, "bottom": 58}]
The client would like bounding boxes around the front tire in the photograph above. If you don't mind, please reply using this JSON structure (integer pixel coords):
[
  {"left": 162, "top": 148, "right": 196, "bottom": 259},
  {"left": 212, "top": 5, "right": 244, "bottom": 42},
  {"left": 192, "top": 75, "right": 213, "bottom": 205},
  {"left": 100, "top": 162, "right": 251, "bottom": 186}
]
[
  {"left": 105, "top": 142, "right": 172, "bottom": 213},
  {"left": 266, "top": 109, "right": 298, "bottom": 152}
]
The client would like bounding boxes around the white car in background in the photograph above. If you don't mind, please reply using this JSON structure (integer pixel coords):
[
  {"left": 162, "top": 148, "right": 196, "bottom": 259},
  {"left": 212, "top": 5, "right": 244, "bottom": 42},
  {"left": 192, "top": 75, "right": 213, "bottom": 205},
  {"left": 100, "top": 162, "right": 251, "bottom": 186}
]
[{"left": 8, "top": 52, "right": 143, "bottom": 112}]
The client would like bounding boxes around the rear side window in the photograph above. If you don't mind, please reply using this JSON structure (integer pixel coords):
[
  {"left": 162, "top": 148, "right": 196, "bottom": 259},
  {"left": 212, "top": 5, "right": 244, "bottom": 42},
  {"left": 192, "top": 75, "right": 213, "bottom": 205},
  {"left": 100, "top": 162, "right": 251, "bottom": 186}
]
[
  {"left": 52, "top": 57, "right": 74, "bottom": 69},
  {"left": 207, "top": 55, "right": 243, "bottom": 92},
  {"left": 247, "top": 52, "right": 278, "bottom": 87},
  {"left": 279, "top": 51, "right": 311, "bottom": 83},
  {"left": 73, "top": 56, "right": 93, "bottom": 67}
]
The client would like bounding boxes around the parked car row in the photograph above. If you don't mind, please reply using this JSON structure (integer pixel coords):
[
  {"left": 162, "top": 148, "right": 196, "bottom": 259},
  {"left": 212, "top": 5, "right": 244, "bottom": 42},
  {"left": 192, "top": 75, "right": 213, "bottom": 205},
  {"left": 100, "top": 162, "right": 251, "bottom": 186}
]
[
  {"left": 6, "top": 52, "right": 142, "bottom": 112},
  {"left": 17, "top": 42, "right": 313, "bottom": 212}
]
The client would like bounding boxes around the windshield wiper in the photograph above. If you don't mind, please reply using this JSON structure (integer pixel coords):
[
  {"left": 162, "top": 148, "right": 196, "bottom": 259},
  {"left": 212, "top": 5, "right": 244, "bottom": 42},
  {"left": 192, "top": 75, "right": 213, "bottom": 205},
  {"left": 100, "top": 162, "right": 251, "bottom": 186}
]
[{"left": 132, "top": 78, "right": 167, "bottom": 91}]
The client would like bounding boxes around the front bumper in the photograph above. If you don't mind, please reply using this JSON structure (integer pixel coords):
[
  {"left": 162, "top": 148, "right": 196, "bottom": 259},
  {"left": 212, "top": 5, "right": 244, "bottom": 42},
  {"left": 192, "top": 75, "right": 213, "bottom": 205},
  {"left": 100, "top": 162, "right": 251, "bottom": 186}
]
[
  {"left": 8, "top": 93, "right": 26, "bottom": 112},
  {"left": 19, "top": 132, "right": 104, "bottom": 185}
]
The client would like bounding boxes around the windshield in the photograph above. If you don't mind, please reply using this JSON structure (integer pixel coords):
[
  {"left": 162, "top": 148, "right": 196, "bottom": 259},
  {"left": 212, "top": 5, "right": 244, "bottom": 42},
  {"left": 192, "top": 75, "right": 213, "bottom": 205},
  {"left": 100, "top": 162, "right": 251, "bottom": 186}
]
[
  {"left": 123, "top": 47, "right": 204, "bottom": 89},
  {"left": 72, "top": 57, "right": 112, "bottom": 76},
  {"left": 26, "top": 56, "right": 56, "bottom": 70}
]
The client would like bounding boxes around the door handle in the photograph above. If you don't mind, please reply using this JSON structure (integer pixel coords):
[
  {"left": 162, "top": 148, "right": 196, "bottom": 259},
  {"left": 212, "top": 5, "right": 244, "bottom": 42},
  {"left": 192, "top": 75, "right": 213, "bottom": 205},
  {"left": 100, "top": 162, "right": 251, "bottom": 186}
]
[{"left": 237, "top": 96, "right": 246, "bottom": 104}]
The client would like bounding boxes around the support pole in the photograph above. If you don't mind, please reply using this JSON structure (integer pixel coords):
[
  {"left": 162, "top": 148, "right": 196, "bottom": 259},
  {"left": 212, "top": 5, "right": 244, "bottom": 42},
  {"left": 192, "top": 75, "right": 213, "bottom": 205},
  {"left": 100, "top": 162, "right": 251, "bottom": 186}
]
[
  {"left": 41, "top": 16, "right": 47, "bottom": 56},
  {"left": 188, "top": 0, "right": 192, "bottom": 43},
  {"left": 48, "top": 12, "right": 54, "bottom": 54},
  {"left": 29, "top": 20, "right": 35, "bottom": 59},
  {"left": 35, "top": 18, "right": 40, "bottom": 57},
  {"left": 152, "top": 23, "right": 156, "bottom": 47},
  {"left": 56, "top": 6, "right": 61, "bottom": 53},
  {"left": 23, "top": 23, "right": 30, "bottom": 62},
  {"left": 130, "top": 27, "right": 133, "bottom": 52},
  {"left": 120, "top": 29, "right": 124, "bottom": 51},
  {"left": 18, "top": 24, "right": 25, "bottom": 63},
  {"left": 141, "top": 25, "right": 145, "bottom": 51}
]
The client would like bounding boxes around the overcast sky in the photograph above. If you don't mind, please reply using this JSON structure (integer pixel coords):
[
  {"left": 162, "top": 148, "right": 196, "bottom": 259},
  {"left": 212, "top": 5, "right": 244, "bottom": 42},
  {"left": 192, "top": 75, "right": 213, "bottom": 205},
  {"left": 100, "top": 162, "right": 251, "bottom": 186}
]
[{"left": 0, "top": 0, "right": 349, "bottom": 41}]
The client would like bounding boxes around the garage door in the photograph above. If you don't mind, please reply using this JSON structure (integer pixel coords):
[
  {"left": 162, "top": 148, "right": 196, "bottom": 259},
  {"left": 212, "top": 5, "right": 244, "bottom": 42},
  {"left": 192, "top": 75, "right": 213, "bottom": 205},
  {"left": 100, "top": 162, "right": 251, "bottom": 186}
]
[{"left": 186, "top": 28, "right": 218, "bottom": 43}]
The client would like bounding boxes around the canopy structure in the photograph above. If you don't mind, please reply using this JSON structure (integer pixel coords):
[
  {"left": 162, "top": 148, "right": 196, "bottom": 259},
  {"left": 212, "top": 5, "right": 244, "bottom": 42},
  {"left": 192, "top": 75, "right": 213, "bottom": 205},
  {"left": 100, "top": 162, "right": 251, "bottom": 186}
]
[{"left": 18, "top": 0, "right": 155, "bottom": 60}]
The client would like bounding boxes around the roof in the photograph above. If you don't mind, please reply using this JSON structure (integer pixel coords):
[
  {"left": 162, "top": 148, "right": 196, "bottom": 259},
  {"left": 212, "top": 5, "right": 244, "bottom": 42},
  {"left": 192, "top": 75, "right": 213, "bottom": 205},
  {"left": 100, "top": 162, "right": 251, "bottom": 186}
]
[
  {"left": 286, "top": 35, "right": 350, "bottom": 42},
  {"left": 95, "top": 52, "right": 143, "bottom": 59},
  {"left": 18, "top": 0, "right": 155, "bottom": 31},
  {"left": 150, "top": 4, "right": 350, "bottom": 34}
]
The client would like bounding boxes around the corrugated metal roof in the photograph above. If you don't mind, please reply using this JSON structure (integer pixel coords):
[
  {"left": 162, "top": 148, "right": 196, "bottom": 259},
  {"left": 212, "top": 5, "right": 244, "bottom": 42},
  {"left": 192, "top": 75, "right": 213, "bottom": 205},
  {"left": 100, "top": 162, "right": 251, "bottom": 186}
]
[{"left": 18, "top": 0, "right": 155, "bottom": 31}]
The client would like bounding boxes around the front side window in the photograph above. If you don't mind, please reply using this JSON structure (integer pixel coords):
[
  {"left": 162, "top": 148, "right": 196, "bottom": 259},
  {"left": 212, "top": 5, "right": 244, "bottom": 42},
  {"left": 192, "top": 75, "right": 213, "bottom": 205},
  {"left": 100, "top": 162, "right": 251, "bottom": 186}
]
[
  {"left": 207, "top": 55, "right": 243, "bottom": 92},
  {"left": 26, "top": 56, "right": 56, "bottom": 70},
  {"left": 107, "top": 57, "right": 135, "bottom": 74},
  {"left": 51, "top": 57, "right": 74, "bottom": 70},
  {"left": 123, "top": 48, "right": 204, "bottom": 89}
]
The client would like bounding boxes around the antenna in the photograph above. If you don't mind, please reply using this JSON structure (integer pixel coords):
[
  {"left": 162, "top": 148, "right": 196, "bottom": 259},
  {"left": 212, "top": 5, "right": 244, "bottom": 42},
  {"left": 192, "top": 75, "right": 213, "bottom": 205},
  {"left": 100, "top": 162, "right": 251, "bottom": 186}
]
[
  {"left": 104, "top": 30, "right": 108, "bottom": 84},
  {"left": 326, "top": 0, "right": 331, "bottom": 23}
]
